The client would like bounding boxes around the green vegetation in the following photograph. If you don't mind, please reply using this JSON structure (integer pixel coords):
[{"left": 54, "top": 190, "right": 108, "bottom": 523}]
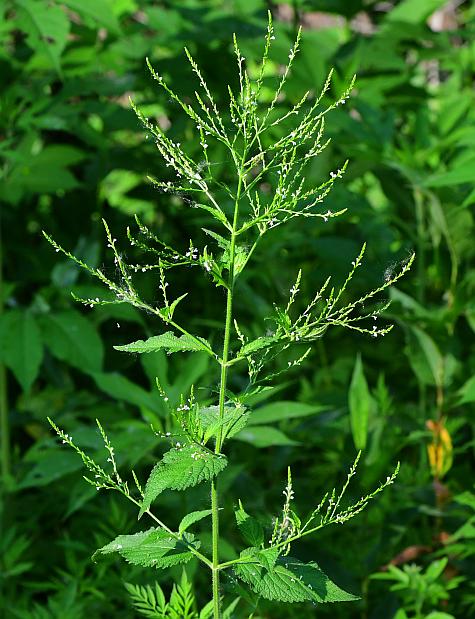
[{"left": 1, "top": 2, "right": 474, "bottom": 618}]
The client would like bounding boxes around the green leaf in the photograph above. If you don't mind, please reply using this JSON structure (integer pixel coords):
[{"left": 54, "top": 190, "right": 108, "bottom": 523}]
[
  {"left": 139, "top": 445, "right": 227, "bottom": 518},
  {"left": 16, "top": 0, "right": 70, "bottom": 75},
  {"left": 169, "top": 570, "right": 197, "bottom": 617},
  {"left": 0, "top": 310, "right": 43, "bottom": 391},
  {"left": 424, "top": 157, "right": 475, "bottom": 187},
  {"left": 19, "top": 449, "right": 82, "bottom": 489},
  {"left": 124, "top": 582, "right": 168, "bottom": 618},
  {"left": 407, "top": 326, "right": 444, "bottom": 388},
  {"left": 425, "top": 558, "right": 448, "bottom": 581},
  {"left": 384, "top": 0, "right": 448, "bottom": 25},
  {"left": 222, "top": 598, "right": 240, "bottom": 619},
  {"left": 93, "top": 528, "right": 198, "bottom": 569},
  {"left": 92, "top": 372, "right": 161, "bottom": 413},
  {"left": 234, "top": 549, "right": 358, "bottom": 603},
  {"left": 62, "top": 0, "right": 121, "bottom": 34},
  {"left": 39, "top": 311, "right": 104, "bottom": 372},
  {"left": 240, "top": 336, "right": 277, "bottom": 356},
  {"left": 178, "top": 510, "right": 213, "bottom": 534},
  {"left": 165, "top": 294, "right": 188, "bottom": 321},
  {"left": 202, "top": 228, "right": 230, "bottom": 249},
  {"left": 114, "top": 332, "right": 210, "bottom": 355},
  {"left": 457, "top": 375, "right": 475, "bottom": 405},
  {"left": 248, "top": 401, "right": 326, "bottom": 425},
  {"left": 235, "top": 501, "right": 264, "bottom": 547},
  {"left": 200, "top": 405, "right": 250, "bottom": 442},
  {"left": 348, "top": 354, "right": 370, "bottom": 451},
  {"left": 233, "top": 426, "right": 299, "bottom": 448}
]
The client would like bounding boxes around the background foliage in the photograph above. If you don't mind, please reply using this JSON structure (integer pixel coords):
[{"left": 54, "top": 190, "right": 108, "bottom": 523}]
[{"left": 1, "top": 1, "right": 474, "bottom": 617}]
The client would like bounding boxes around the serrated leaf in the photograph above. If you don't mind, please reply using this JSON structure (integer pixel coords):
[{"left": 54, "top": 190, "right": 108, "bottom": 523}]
[
  {"left": 93, "top": 528, "right": 198, "bottom": 569},
  {"left": 124, "top": 581, "right": 168, "bottom": 617},
  {"left": 178, "top": 509, "right": 213, "bottom": 534},
  {"left": 139, "top": 445, "right": 227, "bottom": 518},
  {"left": 202, "top": 228, "right": 229, "bottom": 249},
  {"left": 235, "top": 501, "right": 264, "bottom": 547},
  {"left": 240, "top": 336, "right": 277, "bottom": 356},
  {"left": 234, "top": 549, "right": 358, "bottom": 603},
  {"left": 115, "top": 331, "right": 210, "bottom": 355},
  {"left": 200, "top": 405, "right": 250, "bottom": 442},
  {"left": 348, "top": 354, "right": 370, "bottom": 451}
]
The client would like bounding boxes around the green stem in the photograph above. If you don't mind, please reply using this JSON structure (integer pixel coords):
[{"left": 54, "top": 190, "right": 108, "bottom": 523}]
[
  {"left": 123, "top": 492, "right": 213, "bottom": 569},
  {"left": 210, "top": 479, "right": 221, "bottom": 619},
  {"left": 211, "top": 154, "right": 246, "bottom": 619},
  {"left": 217, "top": 520, "right": 328, "bottom": 571}
]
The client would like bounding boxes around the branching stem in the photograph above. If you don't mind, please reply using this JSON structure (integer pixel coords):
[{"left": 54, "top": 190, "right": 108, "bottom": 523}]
[{"left": 211, "top": 149, "right": 247, "bottom": 619}]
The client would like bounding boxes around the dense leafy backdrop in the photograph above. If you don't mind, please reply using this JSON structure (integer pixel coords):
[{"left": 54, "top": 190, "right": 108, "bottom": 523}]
[{"left": 1, "top": 1, "right": 474, "bottom": 617}]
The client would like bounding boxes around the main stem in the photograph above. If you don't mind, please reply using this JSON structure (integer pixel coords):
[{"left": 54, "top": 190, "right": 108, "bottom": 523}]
[{"left": 211, "top": 156, "right": 246, "bottom": 619}]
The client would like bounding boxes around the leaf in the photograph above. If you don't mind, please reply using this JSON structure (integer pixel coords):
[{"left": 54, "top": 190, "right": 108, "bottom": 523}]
[
  {"left": 425, "top": 558, "right": 448, "bottom": 581},
  {"left": 39, "top": 311, "right": 104, "bottom": 372},
  {"left": 165, "top": 294, "right": 188, "bottom": 321},
  {"left": 235, "top": 501, "right": 264, "bottom": 547},
  {"left": 6, "top": 145, "right": 86, "bottom": 198},
  {"left": 202, "top": 228, "right": 229, "bottom": 249},
  {"left": 234, "top": 549, "right": 358, "bottom": 603},
  {"left": 91, "top": 372, "right": 161, "bottom": 414},
  {"left": 248, "top": 401, "right": 327, "bottom": 425},
  {"left": 62, "top": 0, "right": 121, "bottom": 34},
  {"left": 384, "top": 0, "right": 448, "bottom": 25},
  {"left": 19, "top": 449, "right": 82, "bottom": 489},
  {"left": 0, "top": 310, "right": 43, "bottom": 391},
  {"left": 424, "top": 157, "right": 475, "bottom": 187},
  {"left": 233, "top": 426, "right": 299, "bottom": 448},
  {"left": 240, "top": 336, "right": 277, "bottom": 356},
  {"left": 407, "top": 326, "right": 444, "bottom": 388},
  {"left": 115, "top": 332, "right": 210, "bottom": 355},
  {"left": 124, "top": 582, "right": 168, "bottom": 618},
  {"left": 200, "top": 405, "right": 250, "bottom": 442},
  {"left": 457, "top": 375, "right": 475, "bottom": 405},
  {"left": 93, "top": 528, "right": 198, "bottom": 569},
  {"left": 222, "top": 598, "right": 240, "bottom": 619},
  {"left": 16, "top": 0, "right": 70, "bottom": 75},
  {"left": 169, "top": 570, "right": 197, "bottom": 618},
  {"left": 178, "top": 510, "right": 213, "bottom": 534},
  {"left": 139, "top": 445, "right": 227, "bottom": 518},
  {"left": 348, "top": 354, "right": 370, "bottom": 451}
]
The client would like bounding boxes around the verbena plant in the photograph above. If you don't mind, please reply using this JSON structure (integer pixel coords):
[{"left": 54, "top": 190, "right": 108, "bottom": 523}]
[{"left": 45, "top": 14, "right": 413, "bottom": 618}]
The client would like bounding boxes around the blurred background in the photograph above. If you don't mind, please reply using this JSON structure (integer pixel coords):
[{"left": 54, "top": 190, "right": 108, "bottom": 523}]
[{"left": 1, "top": 1, "right": 474, "bottom": 617}]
